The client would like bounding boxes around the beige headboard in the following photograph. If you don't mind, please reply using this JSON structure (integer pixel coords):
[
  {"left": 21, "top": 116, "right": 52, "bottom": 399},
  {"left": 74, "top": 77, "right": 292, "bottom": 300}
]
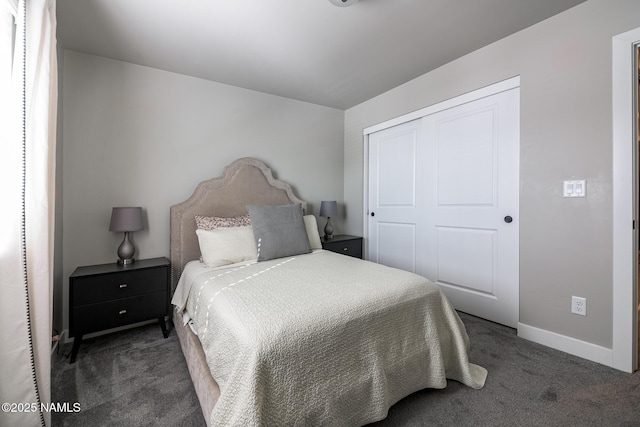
[{"left": 169, "top": 157, "right": 307, "bottom": 291}]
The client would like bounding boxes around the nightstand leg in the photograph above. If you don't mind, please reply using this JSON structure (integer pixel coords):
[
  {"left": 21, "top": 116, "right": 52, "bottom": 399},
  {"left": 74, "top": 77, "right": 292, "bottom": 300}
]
[
  {"left": 159, "top": 316, "right": 169, "bottom": 338},
  {"left": 70, "top": 335, "right": 82, "bottom": 364}
]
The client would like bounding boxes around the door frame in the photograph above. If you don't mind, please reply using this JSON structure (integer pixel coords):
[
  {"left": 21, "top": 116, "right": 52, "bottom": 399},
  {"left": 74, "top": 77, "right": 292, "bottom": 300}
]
[
  {"left": 362, "top": 75, "right": 520, "bottom": 263},
  {"left": 612, "top": 27, "right": 640, "bottom": 373}
]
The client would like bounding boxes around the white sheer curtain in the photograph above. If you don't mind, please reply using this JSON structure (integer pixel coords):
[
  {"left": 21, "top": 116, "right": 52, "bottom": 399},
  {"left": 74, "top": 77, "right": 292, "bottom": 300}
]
[{"left": 0, "top": 0, "right": 57, "bottom": 426}]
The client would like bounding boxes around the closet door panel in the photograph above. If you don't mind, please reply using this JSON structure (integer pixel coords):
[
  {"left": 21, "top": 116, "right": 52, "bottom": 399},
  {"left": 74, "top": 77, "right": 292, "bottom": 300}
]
[
  {"left": 367, "top": 119, "right": 426, "bottom": 274},
  {"left": 424, "top": 88, "right": 519, "bottom": 328}
]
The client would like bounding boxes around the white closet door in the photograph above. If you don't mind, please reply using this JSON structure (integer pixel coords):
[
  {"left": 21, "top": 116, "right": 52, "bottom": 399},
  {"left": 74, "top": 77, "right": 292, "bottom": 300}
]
[
  {"left": 367, "top": 119, "right": 428, "bottom": 274},
  {"left": 366, "top": 85, "right": 519, "bottom": 328},
  {"left": 423, "top": 87, "right": 519, "bottom": 328}
]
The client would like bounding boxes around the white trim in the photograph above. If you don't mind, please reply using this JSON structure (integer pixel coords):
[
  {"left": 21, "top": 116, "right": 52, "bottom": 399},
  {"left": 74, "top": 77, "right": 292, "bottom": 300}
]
[
  {"left": 612, "top": 27, "right": 640, "bottom": 373},
  {"left": 518, "top": 323, "right": 613, "bottom": 367},
  {"left": 363, "top": 76, "right": 520, "bottom": 136},
  {"left": 362, "top": 132, "right": 370, "bottom": 259}
]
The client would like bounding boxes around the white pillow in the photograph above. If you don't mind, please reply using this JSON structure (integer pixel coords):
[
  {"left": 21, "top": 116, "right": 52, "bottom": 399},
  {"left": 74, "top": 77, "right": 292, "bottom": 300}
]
[
  {"left": 196, "top": 226, "right": 257, "bottom": 267},
  {"left": 304, "top": 215, "right": 322, "bottom": 250}
]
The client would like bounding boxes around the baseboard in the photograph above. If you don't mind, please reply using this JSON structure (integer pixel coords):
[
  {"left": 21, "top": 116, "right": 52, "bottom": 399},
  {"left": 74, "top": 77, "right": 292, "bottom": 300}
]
[
  {"left": 518, "top": 322, "right": 613, "bottom": 368},
  {"left": 51, "top": 329, "right": 67, "bottom": 357}
]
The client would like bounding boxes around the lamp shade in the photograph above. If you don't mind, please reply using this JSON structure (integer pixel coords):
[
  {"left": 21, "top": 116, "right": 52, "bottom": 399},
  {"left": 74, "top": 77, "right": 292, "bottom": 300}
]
[
  {"left": 319, "top": 201, "right": 338, "bottom": 217},
  {"left": 109, "top": 207, "right": 144, "bottom": 232}
]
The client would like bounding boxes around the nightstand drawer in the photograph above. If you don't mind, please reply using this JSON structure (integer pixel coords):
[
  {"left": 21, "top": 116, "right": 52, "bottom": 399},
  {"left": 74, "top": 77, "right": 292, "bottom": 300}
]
[
  {"left": 322, "top": 236, "right": 363, "bottom": 258},
  {"left": 72, "top": 292, "right": 167, "bottom": 335},
  {"left": 72, "top": 267, "right": 166, "bottom": 305}
]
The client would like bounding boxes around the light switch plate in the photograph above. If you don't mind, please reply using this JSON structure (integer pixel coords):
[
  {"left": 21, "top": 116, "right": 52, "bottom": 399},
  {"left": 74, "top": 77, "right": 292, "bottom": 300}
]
[{"left": 563, "top": 180, "right": 586, "bottom": 198}]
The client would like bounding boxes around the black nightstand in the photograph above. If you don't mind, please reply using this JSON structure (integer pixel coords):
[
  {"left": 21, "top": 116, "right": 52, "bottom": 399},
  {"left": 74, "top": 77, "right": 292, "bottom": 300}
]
[
  {"left": 321, "top": 235, "right": 363, "bottom": 259},
  {"left": 69, "top": 257, "right": 170, "bottom": 363}
]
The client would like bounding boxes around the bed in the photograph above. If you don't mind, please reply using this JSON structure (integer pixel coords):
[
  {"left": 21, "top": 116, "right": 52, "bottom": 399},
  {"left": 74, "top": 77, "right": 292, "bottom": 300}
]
[{"left": 169, "top": 157, "right": 487, "bottom": 426}]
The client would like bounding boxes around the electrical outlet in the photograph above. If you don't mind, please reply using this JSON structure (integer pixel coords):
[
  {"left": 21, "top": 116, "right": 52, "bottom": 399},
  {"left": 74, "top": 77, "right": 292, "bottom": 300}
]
[{"left": 571, "top": 296, "right": 587, "bottom": 316}]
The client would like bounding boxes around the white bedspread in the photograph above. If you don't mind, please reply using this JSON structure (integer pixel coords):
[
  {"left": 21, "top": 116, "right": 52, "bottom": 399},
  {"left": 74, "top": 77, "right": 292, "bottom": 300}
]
[{"left": 173, "top": 250, "right": 487, "bottom": 427}]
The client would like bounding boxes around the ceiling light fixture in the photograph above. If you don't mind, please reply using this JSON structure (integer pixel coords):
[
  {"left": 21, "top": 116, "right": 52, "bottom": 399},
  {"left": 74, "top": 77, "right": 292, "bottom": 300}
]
[{"left": 328, "top": 0, "right": 359, "bottom": 7}]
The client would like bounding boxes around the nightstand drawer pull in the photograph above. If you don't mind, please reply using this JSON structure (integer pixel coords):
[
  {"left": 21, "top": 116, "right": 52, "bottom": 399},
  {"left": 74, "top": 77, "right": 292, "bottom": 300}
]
[
  {"left": 342, "top": 247, "right": 348, "bottom": 251},
  {"left": 119, "top": 309, "right": 127, "bottom": 315},
  {"left": 119, "top": 284, "right": 128, "bottom": 289}
]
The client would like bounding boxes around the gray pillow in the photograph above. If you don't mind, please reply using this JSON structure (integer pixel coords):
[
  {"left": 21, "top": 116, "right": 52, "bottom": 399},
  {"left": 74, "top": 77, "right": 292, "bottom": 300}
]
[{"left": 246, "top": 204, "right": 311, "bottom": 261}]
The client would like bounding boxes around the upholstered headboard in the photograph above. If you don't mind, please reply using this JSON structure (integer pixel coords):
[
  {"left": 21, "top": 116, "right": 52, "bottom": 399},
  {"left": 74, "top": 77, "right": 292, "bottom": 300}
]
[{"left": 169, "top": 157, "right": 307, "bottom": 292}]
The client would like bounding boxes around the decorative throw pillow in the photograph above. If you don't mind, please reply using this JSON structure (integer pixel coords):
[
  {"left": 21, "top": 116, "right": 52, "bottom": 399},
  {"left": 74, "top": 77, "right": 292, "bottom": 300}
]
[
  {"left": 303, "top": 215, "right": 322, "bottom": 250},
  {"left": 195, "top": 214, "right": 251, "bottom": 230},
  {"left": 246, "top": 204, "right": 311, "bottom": 261},
  {"left": 196, "top": 226, "right": 257, "bottom": 267},
  {"left": 194, "top": 214, "right": 253, "bottom": 263}
]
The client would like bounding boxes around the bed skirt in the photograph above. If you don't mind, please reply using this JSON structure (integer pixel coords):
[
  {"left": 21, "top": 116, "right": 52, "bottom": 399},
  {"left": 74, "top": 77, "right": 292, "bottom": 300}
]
[{"left": 173, "top": 309, "right": 219, "bottom": 426}]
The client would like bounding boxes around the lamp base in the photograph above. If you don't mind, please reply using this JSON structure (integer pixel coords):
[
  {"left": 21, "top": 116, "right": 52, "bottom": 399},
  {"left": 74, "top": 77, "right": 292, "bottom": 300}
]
[
  {"left": 116, "top": 231, "right": 136, "bottom": 266},
  {"left": 324, "top": 217, "right": 334, "bottom": 240}
]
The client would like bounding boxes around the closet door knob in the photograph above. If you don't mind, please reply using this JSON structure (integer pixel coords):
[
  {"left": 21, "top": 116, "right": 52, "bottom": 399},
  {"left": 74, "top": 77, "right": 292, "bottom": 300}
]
[
  {"left": 504, "top": 216, "right": 513, "bottom": 223},
  {"left": 370, "top": 212, "right": 375, "bottom": 217}
]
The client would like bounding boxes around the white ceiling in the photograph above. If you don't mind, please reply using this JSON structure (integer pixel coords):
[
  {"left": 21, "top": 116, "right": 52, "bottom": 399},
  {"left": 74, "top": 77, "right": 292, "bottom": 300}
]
[{"left": 57, "top": 0, "right": 586, "bottom": 110}]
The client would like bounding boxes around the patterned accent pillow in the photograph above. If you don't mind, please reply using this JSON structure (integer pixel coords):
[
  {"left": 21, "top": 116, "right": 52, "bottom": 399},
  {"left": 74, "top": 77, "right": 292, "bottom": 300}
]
[{"left": 195, "top": 214, "right": 251, "bottom": 230}]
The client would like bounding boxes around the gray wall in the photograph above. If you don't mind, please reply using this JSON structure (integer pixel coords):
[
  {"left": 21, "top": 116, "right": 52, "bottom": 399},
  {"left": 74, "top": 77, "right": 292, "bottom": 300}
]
[
  {"left": 59, "top": 51, "right": 344, "bottom": 332},
  {"left": 344, "top": 0, "right": 640, "bottom": 349}
]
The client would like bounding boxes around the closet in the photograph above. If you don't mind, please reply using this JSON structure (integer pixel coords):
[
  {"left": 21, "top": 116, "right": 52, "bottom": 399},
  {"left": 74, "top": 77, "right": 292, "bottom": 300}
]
[{"left": 364, "top": 78, "right": 520, "bottom": 328}]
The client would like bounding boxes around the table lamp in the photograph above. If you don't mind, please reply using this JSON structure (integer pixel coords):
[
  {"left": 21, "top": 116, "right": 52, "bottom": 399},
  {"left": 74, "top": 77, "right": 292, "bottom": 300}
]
[
  {"left": 109, "top": 207, "right": 144, "bottom": 264},
  {"left": 319, "top": 201, "right": 338, "bottom": 240}
]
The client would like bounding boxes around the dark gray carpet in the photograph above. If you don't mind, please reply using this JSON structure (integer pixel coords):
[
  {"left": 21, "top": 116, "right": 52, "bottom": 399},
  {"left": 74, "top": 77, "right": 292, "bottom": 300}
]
[
  {"left": 51, "top": 322, "right": 205, "bottom": 426},
  {"left": 52, "top": 313, "right": 640, "bottom": 426},
  {"left": 371, "top": 313, "right": 640, "bottom": 427}
]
